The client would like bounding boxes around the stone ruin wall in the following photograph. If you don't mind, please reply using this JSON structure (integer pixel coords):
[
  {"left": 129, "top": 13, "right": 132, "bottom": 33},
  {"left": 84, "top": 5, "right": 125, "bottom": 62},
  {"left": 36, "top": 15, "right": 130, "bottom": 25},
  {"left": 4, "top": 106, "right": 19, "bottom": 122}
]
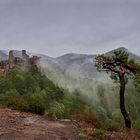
[{"left": 0, "top": 50, "right": 40, "bottom": 75}]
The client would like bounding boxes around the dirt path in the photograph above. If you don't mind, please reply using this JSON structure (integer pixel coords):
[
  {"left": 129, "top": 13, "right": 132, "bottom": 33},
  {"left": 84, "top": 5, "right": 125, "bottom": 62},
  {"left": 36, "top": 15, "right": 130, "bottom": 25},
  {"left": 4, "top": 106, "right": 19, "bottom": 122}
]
[{"left": 0, "top": 108, "right": 79, "bottom": 140}]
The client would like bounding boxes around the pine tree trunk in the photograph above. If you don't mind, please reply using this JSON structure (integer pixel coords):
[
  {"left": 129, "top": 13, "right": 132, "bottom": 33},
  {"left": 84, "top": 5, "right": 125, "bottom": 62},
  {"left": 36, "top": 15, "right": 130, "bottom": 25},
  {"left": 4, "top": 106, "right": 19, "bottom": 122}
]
[{"left": 119, "top": 75, "right": 131, "bottom": 128}]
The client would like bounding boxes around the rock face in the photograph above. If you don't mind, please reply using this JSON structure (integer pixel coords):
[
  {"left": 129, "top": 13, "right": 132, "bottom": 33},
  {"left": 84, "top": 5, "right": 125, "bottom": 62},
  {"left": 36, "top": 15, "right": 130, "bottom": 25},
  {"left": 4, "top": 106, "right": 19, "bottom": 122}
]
[{"left": 0, "top": 50, "right": 40, "bottom": 75}]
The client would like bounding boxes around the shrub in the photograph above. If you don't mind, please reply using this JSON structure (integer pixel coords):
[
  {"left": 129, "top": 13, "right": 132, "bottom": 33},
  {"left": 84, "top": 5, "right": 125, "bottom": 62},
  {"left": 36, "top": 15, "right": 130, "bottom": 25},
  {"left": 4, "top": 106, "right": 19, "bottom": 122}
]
[
  {"left": 112, "top": 109, "right": 123, "bottom": 123},
  {"left": 0, "top": 77, "right": 13, "bottom": 93},
  {"left": 26, "top": 96, "right": 45, "bottom": 115},
  {"left": 82, "top": 128, "right": 104, "bottom": 140},
  {"left": 90, "top": 129, "right": 104, "bottom": 140},
  {"left": 45, "top": 101, "right": 65, "bottom": 119},
  {"left": 6, "top": 95, "right": 29, "bottom": 112},
  {"left": 74, "top": 111, "right": 101, "bottom": 128},
  {"left": 97, "top": 106, "right": 108, "bottom": 122},
  {"left": 2, "top": 93, "right": 45, "bottom": 115},
  {"left": 78, "top": 132, "right": 88, "bottom": 139},
  {"left": 133, "top": 118, "right": 140, "bottom": 131},
  {"left": 104, "top": 119, "right": 121, "bottom": 131}
]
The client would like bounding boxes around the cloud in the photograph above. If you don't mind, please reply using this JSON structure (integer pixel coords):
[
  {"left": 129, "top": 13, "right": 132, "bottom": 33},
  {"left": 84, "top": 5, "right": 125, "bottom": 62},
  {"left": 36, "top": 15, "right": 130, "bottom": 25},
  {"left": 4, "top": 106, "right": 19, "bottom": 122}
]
[{"left": 0, "top": 0, "right": 140, "bottom": 56}]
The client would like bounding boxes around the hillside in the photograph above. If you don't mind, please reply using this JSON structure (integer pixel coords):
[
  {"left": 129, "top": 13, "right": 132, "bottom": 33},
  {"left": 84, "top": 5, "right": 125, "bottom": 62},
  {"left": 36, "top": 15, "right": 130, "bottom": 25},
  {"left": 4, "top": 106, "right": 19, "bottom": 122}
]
[
  {"left": 0, "top": 48, "right": 140, "bottom": 139},
  {"left": 39, "top": 47, "right": 140, "bottom": 97},
  {"left": 54, "top": 47, "right": 140, "bottom": 79}
]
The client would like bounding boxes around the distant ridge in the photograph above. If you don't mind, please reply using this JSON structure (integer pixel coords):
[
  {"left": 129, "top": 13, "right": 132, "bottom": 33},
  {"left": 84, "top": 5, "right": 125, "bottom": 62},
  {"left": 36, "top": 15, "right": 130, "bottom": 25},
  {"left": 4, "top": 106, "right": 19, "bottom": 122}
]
[
  {"left": 106, "top": 47, "right": 128, "bottom": 55},
  {"left": 106, "top": 47, "right": 140, "bottom": 62},
  {"left": 0, "top": 47, "right": 140, "bottom": 79},
  {"left": 113, "top": 47, "right": 128, "bottom": 52}
]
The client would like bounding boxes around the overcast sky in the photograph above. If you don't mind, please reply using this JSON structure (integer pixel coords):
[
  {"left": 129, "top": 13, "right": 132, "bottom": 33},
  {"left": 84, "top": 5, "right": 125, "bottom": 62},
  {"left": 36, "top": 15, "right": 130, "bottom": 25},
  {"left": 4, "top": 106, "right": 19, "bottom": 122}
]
[{"left": 0, "top": 0, "right": 140, "bottom": 57}]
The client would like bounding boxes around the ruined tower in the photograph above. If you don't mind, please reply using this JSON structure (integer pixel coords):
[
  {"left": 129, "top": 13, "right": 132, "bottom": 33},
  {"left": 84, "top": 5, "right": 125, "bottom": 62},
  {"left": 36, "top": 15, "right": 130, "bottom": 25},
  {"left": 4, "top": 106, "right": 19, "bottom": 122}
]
[
  {"left": 0, "top": 50, "right": 41, "bottom": 75},
  {"left": 22, "top": 50, "right": 29, "bottom": 67},
  {"left": 32, "top": 56, "right": 41, "bottom": 70},
  {"left": 8, "top": 50, "right": 15, "bottom": 68}
]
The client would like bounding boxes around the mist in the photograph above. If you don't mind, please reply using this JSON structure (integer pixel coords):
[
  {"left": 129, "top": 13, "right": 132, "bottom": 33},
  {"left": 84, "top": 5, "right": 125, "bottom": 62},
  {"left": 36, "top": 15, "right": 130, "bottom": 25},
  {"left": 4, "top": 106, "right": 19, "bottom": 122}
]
[{"left": 39, "top": 57, "right": 121, "bottom": 114}]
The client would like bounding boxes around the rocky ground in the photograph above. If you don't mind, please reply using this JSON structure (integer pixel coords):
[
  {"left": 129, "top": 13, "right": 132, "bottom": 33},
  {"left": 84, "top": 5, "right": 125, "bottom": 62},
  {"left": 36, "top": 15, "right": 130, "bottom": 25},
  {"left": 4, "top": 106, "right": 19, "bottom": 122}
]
[
  {"left": 0, "top": 108, "right": 139, "bottom": 140},
  {"left": 0, "top": 108, "right": 78, "bottom": 140}
]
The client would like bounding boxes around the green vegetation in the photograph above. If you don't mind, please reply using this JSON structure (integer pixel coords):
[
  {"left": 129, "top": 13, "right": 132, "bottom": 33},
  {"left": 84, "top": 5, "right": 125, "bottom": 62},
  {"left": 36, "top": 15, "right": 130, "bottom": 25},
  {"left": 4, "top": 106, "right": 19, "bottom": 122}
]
[
  {"left": 95, "top": 50, "right": 137, "bottom": 128},
  {"left": 0, "top": 50, "right": 140, "bottom": 137},
  {"left": 0, "top": 68, "right": 97, "bottom": 121},
  {"left": 79, "top": 128, "right": 105, "bottom": 140}
]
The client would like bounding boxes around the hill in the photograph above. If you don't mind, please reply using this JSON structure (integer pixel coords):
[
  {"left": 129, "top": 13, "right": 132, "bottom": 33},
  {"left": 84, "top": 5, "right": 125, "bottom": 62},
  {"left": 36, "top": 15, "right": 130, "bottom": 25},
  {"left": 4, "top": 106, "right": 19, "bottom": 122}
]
[
  {"left": 0, "top": 48, "right": 140, "bottom": 139},
  {"left": 54, "top": 47, "right": 140, "bottom": 79},
  {"left": 1, "top": 47, "right": 140, "bottom": 79}
]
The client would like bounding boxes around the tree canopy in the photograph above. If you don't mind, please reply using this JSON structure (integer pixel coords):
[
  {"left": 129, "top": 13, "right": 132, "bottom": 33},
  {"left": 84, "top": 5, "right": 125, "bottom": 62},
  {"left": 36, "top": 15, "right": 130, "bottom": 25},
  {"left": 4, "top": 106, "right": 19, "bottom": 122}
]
[
  {"left": 95, "top": 50, "right": 138, "bottom": 128},
  {"left": 95, "top": 50, "right": 137, "bottom": 83}
]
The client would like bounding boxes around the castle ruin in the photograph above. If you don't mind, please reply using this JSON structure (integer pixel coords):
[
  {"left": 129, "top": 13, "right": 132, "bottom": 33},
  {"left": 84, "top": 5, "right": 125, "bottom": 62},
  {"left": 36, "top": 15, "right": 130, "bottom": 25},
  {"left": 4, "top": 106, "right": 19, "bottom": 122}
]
[{"left": 0, "top": 50, "right": 40, "bottom": 75}]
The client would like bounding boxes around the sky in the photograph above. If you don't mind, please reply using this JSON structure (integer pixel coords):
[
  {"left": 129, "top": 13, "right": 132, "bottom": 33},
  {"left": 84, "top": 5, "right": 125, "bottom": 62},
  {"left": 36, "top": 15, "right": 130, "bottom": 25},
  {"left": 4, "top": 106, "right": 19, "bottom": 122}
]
[{"left": 0, "top": 0, "right": 140, "bottom": 57}]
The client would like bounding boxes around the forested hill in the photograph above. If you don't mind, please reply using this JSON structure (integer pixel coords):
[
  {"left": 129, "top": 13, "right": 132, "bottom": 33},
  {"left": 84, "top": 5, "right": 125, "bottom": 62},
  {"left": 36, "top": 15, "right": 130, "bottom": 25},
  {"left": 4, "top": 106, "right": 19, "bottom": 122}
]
[
  {"left": 0, "top": 49, "right": 140, "bottom": 139},
  {"left": 0, "top": 47, "right": 140, "bottom": 79}
]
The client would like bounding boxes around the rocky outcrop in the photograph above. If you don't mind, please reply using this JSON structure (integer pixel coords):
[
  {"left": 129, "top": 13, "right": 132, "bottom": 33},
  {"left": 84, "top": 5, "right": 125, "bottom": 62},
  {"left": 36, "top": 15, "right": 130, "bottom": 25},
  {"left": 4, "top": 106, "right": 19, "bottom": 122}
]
[{"left": 0, "top": 50, "right": 40, "bottom": 75}]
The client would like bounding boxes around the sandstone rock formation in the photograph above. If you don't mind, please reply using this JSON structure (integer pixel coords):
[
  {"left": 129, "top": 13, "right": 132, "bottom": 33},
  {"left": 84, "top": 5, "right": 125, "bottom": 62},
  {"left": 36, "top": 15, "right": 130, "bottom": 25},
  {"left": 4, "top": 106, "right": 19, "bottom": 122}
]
[{"left": 0, "top": 50, "right": 40, "bottom": 75}]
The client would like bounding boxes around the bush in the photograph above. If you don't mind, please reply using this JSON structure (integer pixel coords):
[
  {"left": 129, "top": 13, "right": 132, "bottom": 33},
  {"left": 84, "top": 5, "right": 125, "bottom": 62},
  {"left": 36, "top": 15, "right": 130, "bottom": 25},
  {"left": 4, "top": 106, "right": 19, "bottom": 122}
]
[
  {"left": 60, "top": 95, "right": 75, "bottom": 119},
  {"left": 74, "top": 111, "right": 101, "bottom": 128},
  {"left": 78, "top": 132, "right": 88, "bottom": 139},
  {"left": 26, "top": 96, "right": 45, "bottom": 115},
  {"left": 0, "top": 77, "right": 13, "bottom": 93},
  {"left": 6, "top": 95, "right": 29, "bottom": 112},
  {"left": 111, "top": 109, "right": 123, "bottom": 123},
  {"left": 9, "top": 96, "right": 45, "bottom": 115},
  {"left": 90, "top": 129, "right": 104, "bottom": 140},
  {"left": 45, "top": 101, "right": 65, "bottom": 119},
  {"left": 133, "top": 118, "right": 140, "bottom": 131},
  {"left": 82, "top": 128, "right": 104, "bottom": 140},
  {"left": 97, "top": 106, "right": 108, "bottom": 122},
  {"left": 3, "top": 91, "right": 45, "bottom": 115},
  {"left": 104, "top": 119, "right": 121, "bottom": 131}
]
